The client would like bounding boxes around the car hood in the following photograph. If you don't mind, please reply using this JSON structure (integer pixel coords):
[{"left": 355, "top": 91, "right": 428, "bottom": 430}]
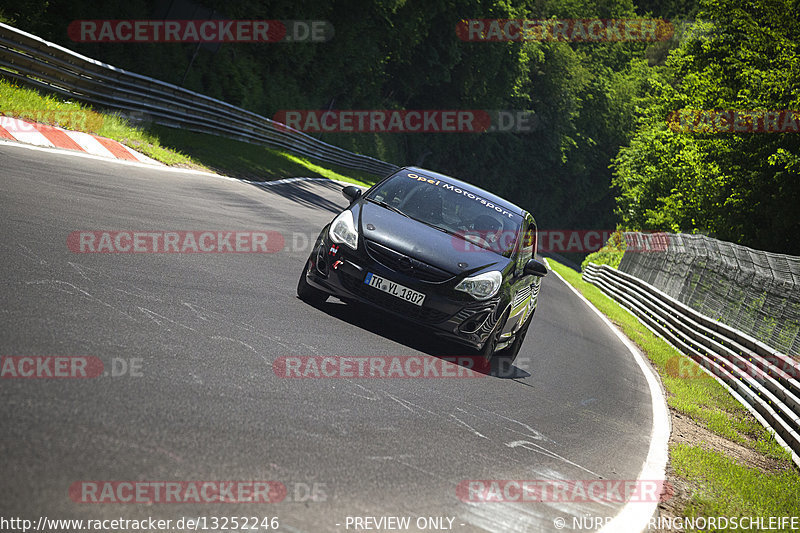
[{"left": 354, "top": 201, "right": 508, "bottom": 275}]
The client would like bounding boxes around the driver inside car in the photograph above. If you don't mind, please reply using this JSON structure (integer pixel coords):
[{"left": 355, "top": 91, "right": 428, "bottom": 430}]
[{"left": 472, "top": 214, "right": 504, "bottom": 248}]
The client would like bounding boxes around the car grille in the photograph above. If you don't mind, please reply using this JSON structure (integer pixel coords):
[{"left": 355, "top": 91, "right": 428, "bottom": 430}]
[
  {"left": 340, "top": 271, "right": 451, "bottom": 323},
  {"left": 364, "top": 240, "right": 454, "bottom": 283}
]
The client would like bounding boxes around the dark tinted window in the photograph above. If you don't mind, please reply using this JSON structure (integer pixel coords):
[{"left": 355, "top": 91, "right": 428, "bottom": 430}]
[{"left": 367, "top": 171, "right": 523, "bottom": 256}]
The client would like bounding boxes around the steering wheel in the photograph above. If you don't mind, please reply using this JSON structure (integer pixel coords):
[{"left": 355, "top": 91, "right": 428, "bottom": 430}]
[
  {"left": 463, "top": 233, "right": 492, "bottom": 248},
  {"left": 464, "top": 215, "right": 502, "bottom": 249}
]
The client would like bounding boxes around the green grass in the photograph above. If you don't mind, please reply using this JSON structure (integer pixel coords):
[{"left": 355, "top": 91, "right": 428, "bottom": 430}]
[
  {"left": 672, "top": 444, "right": 800, "bottom": 530},
  {"left": 548, "top": 258, "right": 800, "bottom": 526},
  {"left": 1, "top": 77, "right": 382, "bottom": 186},
  {"left": 150, "top": 125, "right": 380, "bottom": 186},
  {"left": 1, "top": 78, "right": 198, "bottom": 166}
]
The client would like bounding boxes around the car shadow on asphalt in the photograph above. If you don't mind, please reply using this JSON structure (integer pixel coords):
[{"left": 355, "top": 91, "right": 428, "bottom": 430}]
[
  {"left": 304, "top": 298, "right": 532, "bottom": 380},
  {"left": 248, "top": 180, "right": 348, "bottom": 214}
]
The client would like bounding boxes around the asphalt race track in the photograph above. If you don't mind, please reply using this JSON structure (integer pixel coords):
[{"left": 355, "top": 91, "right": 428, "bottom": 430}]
[{"left": 1, "top": 143, "right": 662, "bottom": 532}]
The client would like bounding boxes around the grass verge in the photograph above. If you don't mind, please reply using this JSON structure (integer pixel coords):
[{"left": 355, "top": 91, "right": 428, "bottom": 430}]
[
  {"left": 547, "top": 258, "right": 799, "bottom": 529},
  {"left": 0, "top": 78, "right": 380, "bottom": 187},
  {"left": 150, "top": 125, "right": 378, "bottom": 186},
  {"left": 671, "top": 444, "right": 800, "bottom": 519}
]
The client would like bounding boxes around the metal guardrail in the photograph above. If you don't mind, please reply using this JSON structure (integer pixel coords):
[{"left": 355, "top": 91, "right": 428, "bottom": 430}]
[
  {"left": 0, "top": 22, "right": 400, "bottom": 177},
  {"left": 583, "top": 262, "right": 800, "bottom": 465},
  {"left": 620, "top": 232, "right": 800, "bottom": 357}
]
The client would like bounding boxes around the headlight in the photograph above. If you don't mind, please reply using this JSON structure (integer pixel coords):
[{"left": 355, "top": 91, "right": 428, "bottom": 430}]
[
  {"left": 329, "top": 210, "right": 358, "bottom": 250},
  {"left": 455, "top": 271, "right": 502, "bottom": 300}
]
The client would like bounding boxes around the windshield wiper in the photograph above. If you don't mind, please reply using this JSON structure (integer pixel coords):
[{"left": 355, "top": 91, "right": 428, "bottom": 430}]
[
  {"left": 366, "top": 198, "right": 457, "bottom": 235},
  {"left": 424, "top": 222, "right": 457, "bottom": 236},
  {"left": 367, "top": 198, "right": 409, "bottom": 218}
]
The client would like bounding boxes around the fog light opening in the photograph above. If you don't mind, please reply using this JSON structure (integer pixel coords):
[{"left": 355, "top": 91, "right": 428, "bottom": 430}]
[{"left": 459, "top": 311, "right": 490, "bottom": 334}]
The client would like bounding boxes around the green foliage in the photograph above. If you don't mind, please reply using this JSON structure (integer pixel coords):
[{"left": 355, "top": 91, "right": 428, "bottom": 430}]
[
  {"left": 612, "top": 0, "right": 800, "bottom": 253},
  {"left": 5, "top": 0, "right": 662, "bottom": 236},
  {"left": 7, "top": 0, "right": 795, "bottom": 253},
  {"left": 581, "top": 230, "right": 626, "bottom": 269}
]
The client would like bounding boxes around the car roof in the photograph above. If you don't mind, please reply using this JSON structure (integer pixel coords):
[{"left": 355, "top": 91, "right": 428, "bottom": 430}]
[{"left": 400, "top": 166, "right": 527, "bottom": 218}]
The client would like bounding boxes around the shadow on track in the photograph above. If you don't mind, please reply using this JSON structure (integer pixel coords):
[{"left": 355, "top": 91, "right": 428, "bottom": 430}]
[
  {"left": 249, "top": 180, "right": 347, "bottom": 214},
  {"left": 303, "top": 298, "right": 531, "bottom": 380}
]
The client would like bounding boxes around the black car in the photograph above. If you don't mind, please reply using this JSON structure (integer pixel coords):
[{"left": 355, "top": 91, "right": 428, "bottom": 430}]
[{"left": 297, "top": 167, "right": 547, "bottom": 364}]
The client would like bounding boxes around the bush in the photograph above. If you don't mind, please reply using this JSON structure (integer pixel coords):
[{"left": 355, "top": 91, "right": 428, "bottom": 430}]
[{"left": 581, "top": 230, "right": 626, "bottom": 270}]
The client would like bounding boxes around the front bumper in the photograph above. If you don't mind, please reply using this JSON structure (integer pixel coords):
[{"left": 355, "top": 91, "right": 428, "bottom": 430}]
[{"left": 304, "top": 235, "right": 501, "bottom": 349}]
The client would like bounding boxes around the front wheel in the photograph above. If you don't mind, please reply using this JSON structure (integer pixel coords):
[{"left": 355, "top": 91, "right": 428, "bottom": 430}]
[
  {"left": 479, "top": 308, "right": 509, "bottom": 364},
  {"left": 498, "top": 309, "right": 534, "bottom": 365},
  {"left": 297, "top": 261, "right": 328, "bottom": 305}
]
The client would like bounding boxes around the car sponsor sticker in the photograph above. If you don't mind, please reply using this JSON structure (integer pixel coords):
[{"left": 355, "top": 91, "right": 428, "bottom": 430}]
[{"left": 406, "top": 172, "right": 521, "bottom": 220}]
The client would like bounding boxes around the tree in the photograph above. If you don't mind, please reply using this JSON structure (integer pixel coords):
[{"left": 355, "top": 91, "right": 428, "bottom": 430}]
[{"left": 612, "top": 0, "right": 800, "bottom": 253}]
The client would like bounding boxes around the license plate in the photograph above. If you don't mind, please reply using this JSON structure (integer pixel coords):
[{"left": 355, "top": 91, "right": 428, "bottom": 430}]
[{"left": 364, "top": 272, "right": 426, "bottom": 306}]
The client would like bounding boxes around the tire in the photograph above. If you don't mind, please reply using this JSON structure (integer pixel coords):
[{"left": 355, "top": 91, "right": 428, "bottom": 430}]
[
  {"left": 479, "top": 308, "right": 509, "bottom": 363},
  {"left": 297, "top": 261, "right": 328, "bottom": 305},
  {"left": 498, "top": 309, "right": 534, "bottom": 365}
]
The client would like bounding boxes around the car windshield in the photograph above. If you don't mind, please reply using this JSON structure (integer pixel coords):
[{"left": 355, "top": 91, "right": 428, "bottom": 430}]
[{"left": 366, "top": 171, "right": 523, "bottom": 256}]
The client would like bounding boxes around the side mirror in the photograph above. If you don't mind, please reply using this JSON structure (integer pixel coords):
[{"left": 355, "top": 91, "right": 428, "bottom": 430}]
[
  {"left": 524, "top": 258, "right": 548, "bottom": 277},
  {"left": 342, "top": 186, "right": 362, "bottom": 202}
]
